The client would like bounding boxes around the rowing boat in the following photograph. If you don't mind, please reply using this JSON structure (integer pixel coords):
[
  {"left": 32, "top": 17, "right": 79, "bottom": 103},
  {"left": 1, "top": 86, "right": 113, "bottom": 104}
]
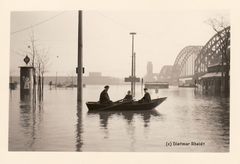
[{"left": 86, "top": 97, "right": 167, "bottom": 111}]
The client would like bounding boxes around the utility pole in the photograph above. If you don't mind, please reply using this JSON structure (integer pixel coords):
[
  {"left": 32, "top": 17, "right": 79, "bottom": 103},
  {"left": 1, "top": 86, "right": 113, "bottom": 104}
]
[{"left": 77, "top": 10, "right": 83, "bottom": 104}]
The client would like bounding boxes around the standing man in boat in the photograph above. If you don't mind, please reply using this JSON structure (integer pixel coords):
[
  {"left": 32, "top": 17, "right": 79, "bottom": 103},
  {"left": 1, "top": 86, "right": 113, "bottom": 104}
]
[
  {"left": 99, "top": 85, "right": 112, "bottom": 104},
  {"left": 138, "top": 88, "right": 151, "bottom": 103}
]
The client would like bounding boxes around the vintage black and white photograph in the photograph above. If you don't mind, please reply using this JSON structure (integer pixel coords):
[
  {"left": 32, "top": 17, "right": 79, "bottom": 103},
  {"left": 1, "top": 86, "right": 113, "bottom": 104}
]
[{"left": 8, "top": 10, "right": 230, "bottom": 152}]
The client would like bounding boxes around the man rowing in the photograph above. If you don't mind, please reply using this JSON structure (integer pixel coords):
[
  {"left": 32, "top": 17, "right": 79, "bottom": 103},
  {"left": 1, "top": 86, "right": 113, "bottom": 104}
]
[{"left": 99, "top": 85, "right": 112, "bottom": 104}]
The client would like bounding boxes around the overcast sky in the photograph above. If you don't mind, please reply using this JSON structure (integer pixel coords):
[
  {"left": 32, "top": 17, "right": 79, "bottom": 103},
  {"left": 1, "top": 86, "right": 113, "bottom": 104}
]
[{"left": 10, "top": 10, "right": 229, "bottom": 78}]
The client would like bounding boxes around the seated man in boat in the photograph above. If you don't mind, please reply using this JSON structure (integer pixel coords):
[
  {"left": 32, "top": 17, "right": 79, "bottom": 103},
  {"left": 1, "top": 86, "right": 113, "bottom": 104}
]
[
  {"left": 138, "top": 88, "right": 151, "bottom": 103},
  {"left": 123, "top": 90, "right": 133, "bottom": 101},
  {"left": 99, "top": 85, "right": 112, "bottom": 104}
]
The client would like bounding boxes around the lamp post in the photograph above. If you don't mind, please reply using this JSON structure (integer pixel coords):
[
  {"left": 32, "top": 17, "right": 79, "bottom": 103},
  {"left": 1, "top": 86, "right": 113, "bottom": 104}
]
[
  {"left": 130, "top": 32, "right": 136, "bottom": 96},
  {"left": 124, "top": 33, "right": 140, "bottom": 97}
]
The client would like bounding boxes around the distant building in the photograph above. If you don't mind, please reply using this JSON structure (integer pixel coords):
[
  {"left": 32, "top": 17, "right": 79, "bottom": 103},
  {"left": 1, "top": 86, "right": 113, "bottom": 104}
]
[
  {"left": 89, "top": 72, "right": 102, "bottom": 77},
  {"left": 147, "top": 61, "right": 153, "bottom": 75},
  {"left": 10, "top": 72, "right": 124, "bottom": 86},
  {"left": 144, "top": 61, "right": 159, "bottom": 82},
  {"left": 83, "top": 72, "right": 123, "bottom": 85}
]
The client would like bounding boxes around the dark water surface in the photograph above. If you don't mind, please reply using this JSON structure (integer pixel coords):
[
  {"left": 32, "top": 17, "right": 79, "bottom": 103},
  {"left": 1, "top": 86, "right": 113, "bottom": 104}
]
[{"left": 9, "top": 85, "right": 229, "bottom": 151}]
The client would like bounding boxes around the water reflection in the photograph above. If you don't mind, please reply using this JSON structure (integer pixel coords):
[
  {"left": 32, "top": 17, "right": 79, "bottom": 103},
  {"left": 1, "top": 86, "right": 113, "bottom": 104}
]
[
  {"left": 87, "top": 109, "right": 163, "bottom": 151},
  {"left": 75, "top": 104, "right": 83, "bottom": 151},
  {"left": 19, "top": 95, "right": 44, "bottom": 150},
  {"left": 88, "top": 109, "right": 162, "bottom": 129},
  {"left": 213, "top": 97, "right": 229, "bottom": 148},
  {"left": 192, "top": 94, "right": 229, "bottom": 151}
]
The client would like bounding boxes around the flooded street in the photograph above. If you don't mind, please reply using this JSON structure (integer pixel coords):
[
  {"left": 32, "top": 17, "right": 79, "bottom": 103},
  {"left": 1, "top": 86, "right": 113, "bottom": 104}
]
[{"left": 9, "top": 85, "right": 229, "bottom": 152}]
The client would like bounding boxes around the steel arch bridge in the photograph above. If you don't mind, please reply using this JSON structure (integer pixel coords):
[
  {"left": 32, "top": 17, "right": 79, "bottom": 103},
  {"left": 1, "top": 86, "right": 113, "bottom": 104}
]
[
  {"left": 194, "top": 26, "right": 230, "bottom": 79},
  {"left": 158, "top": 65, "right": 173, "bottom": 82},
  {"left": 171, "top": 46, "right": 202, "bottom": 85}
]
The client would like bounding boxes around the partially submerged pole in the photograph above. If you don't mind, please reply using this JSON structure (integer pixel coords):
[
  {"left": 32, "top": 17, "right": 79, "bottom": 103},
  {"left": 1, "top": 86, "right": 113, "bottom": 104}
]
[
  {"left": 76, "top": 11, "right": 83, "bottom": 151},
  {"left": 133, "top": 52, "right": 136, "bottom": 96},
  {"left": 130, "top": 32, "right": 136, "bottom": 97},
  {"left": 77, "top": 11, "right": 83, "bottom": 104}
]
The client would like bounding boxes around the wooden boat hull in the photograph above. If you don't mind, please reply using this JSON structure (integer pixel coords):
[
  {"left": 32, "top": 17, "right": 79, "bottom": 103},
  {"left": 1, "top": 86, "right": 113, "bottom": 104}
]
[{"left": 86, "top": 97, "right": 167, "bottom": 111}]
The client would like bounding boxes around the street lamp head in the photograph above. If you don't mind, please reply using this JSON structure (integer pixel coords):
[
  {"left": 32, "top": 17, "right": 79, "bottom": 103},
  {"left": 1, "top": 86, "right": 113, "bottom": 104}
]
[{"left": 130, "top": 32, "right": 136, "bottom": 35}]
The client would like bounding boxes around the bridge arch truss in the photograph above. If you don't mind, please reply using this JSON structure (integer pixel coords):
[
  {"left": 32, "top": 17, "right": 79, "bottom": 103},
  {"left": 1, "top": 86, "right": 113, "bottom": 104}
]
[
  {"left": 172, "top": 46, "right": 202, "bottom": 84},
  {"left": 194, "top": 26, "right": 230, "bottom": 79}
]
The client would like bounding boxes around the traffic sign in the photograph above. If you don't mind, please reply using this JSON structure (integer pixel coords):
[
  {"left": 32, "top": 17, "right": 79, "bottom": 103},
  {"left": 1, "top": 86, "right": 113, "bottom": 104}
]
[
  {"left": 24, "top": 55, "right": 30, "bottom": 65},
  {"left": 125, "top": 76, "right": 140, "bottom": 82}
]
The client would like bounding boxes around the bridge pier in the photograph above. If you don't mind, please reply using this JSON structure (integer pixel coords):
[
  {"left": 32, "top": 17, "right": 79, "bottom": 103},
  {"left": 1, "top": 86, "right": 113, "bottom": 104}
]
[{"left": 196, "top": 73, "right": 229, "bottom": 95}]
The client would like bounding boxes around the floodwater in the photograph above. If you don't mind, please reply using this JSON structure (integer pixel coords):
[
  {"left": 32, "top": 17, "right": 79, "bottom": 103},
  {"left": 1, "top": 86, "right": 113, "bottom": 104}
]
[{"left": 9, "top": 85, "right": 229, "bottom": 152}]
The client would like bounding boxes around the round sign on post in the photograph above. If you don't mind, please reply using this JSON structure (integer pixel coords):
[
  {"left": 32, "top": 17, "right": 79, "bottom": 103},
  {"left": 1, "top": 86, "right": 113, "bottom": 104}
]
[{"left": 24, "top": 55, "right": 30, "bottom": 65}]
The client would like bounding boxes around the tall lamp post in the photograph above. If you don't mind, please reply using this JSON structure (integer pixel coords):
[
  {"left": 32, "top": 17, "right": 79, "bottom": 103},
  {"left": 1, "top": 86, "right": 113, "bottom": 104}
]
[
  {"left": 130, "top": 32, "right": 136, "bottom": 96},
  {"left": 124, "top": 32, "right": 139, "bottom": 97}
]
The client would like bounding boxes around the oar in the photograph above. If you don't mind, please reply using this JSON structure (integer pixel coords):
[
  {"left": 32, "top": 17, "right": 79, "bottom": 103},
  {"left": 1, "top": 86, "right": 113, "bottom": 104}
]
[
  {"left": 114, "top": 99, "right": 124, "bottom": 103},
  {"left": 98, "top": 100, "right": 132, "bottom": 111}
]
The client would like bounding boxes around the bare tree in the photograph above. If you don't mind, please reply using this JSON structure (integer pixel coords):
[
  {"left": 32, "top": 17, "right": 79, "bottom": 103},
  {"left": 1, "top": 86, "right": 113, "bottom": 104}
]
[
  {"left": 26, "top": 31, "right": 38, "bottom": 88},
  {"left": 26, "top": 31, "right": 50, "bottom": 100},
  {"left": 205, "top": 16, "right": 229, "bottom": 32},
  {"left": 35, "top": 48, "right": 50, "bottom": 99}
]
